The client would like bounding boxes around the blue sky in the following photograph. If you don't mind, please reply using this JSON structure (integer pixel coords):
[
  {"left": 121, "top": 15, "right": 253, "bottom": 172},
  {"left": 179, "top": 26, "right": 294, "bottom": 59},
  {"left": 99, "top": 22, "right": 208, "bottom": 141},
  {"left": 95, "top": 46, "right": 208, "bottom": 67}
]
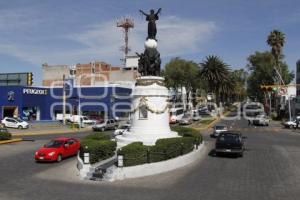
[{"left": 0, "top": 0, "right": 299, "bottom": 85}]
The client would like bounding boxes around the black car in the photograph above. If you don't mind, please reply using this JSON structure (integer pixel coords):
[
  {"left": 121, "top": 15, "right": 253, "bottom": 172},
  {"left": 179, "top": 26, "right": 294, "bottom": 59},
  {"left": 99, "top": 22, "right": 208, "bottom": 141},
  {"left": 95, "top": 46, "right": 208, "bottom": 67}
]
[{"left": 215, "top": 131, "right": 245, "bottom": 157}]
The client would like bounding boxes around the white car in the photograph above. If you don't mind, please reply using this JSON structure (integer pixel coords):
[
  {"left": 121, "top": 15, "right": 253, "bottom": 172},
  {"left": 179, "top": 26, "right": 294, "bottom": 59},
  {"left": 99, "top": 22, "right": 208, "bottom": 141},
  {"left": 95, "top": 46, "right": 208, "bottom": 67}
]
[
  {"left": 252, "top": 114, "right": 270, "bottom": 126},
  {"left": 282, "top": 120, "right": 297, "bottom": 129},
  {"left": 1, "top": 117, "right": 29, "bottom": 129},
  {"left": 211, "top": 125, "right": 228, "bottom": 138},
  {"left": 113, "top": 124, "right": 131, "bottom": 136}
]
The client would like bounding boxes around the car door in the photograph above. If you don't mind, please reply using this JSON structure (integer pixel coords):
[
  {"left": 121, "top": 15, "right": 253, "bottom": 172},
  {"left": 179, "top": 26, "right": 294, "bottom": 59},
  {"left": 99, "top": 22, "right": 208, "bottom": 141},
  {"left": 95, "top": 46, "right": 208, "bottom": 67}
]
[
  {"left": 67, "top": 139, "right": 77, "bottom": 156},
  {"left": 6, "top": 119, "right": 16, "bottom": 128},
  {"left": 63, "top": 140, "right": 73, "bottom": 157}
]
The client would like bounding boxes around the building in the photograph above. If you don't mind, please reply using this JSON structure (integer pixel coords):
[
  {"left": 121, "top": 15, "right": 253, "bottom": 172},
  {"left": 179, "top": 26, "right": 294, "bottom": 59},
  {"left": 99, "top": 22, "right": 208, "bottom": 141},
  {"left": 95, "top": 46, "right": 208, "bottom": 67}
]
[
  {"left": 0, "top": 59, "right": 141, "bottom": 121},
  {"left": 0, "top": 84, "right": 131, "bottom": 121},
  {"left": 42, "top": 61, "right": 138, "bottom": 87}
]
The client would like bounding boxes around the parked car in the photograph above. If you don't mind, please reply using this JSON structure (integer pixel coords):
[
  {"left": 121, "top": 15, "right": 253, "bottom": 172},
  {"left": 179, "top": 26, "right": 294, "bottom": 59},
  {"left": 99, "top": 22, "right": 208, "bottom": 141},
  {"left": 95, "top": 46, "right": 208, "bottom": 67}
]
[
  {"left": 210, "top": 124, "right": 228, "bottom": 138},
  {"left": 35, "top": 137, "right": 80, "bottom": 162},
  {"left": 113, "top": 123, "right": 131, "bottom": 136},
  {"left": 282, "top": 120, "right": 297, "bottom": 129},
  {"left": 179, "top": 114, "right": 193, "bottom": 125},
  {"left": 252, "top": 114, "right": 270, "bottom": 126},
  {"left": 92, "top": 119, "right": 118, "bottom": 132},
  {"left": 215, "top": 131, "right": 245, "bottom": 157},
  {"left": 1, "top": 117, "right": 29, "bottom": 129}
]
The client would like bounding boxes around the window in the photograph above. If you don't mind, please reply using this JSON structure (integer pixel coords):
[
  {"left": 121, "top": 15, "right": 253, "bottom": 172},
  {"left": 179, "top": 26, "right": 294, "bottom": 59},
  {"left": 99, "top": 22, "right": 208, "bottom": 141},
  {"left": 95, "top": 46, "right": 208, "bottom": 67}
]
[
  {"left": 139, "top": 105, "right": 148, "bottom": 119},
  {"left": 68, "top": 139, "right": 75, "bottom": 145}
]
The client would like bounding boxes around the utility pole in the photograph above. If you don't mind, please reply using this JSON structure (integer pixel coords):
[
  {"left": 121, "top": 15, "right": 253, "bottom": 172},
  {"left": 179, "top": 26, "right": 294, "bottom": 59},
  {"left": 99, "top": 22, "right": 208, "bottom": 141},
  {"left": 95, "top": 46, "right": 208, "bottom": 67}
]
[{"left": 62, "top": 74, "right": 66, "bottom": 125}]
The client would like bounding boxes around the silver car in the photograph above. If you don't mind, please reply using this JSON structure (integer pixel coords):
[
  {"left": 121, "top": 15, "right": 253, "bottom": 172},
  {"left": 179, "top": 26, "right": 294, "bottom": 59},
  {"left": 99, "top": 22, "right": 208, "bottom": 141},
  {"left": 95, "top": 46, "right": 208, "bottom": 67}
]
[
  {"left": 92, "top": 119, "right": 118, "bottom": 132},
  {"left": 179, "top": 114, "right": 193, "bottom": 125},
  {"left": 211, "top": 125, "right": 228, "bottom": 138}
]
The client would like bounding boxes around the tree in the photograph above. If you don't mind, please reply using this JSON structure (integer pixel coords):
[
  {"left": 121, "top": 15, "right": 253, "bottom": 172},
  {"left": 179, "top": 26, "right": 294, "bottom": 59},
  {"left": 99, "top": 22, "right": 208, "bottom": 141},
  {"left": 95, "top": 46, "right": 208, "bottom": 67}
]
[
  {"left": 164, "top": 57, "right": 200, "bottom": 108},
  {"left": 267, "top": 30, "right": 285, "bottom": 66},
  {"left": 246, "top": 51, "right": 294, "bottom": 102},
  {"left": 199, "top": 55, "right": 230, "bottom": 105}
]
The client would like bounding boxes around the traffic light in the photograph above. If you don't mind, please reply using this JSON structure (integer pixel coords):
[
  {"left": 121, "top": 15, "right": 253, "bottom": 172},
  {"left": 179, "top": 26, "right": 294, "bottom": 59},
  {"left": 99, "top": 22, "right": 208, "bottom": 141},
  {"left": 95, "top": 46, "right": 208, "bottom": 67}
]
[
  {"left": 260, "top": 85, "right": 273, "bottom": 92},
  {"left": 27, "top": 72, "right": 33, "bottom": 86}
]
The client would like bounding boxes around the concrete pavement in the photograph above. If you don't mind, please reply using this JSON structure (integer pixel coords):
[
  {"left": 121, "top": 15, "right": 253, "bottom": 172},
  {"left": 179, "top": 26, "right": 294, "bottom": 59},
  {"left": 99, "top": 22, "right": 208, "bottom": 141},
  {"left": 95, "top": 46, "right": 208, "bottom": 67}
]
[{"left": 1, "top": 116, "right": 300, "bottom": 200}]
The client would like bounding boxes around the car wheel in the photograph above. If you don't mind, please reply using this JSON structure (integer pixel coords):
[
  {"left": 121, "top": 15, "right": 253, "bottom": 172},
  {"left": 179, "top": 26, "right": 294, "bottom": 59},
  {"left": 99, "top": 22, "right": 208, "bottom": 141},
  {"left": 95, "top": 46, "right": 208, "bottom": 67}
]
[
  {"left": 57, "top": 154, "right": 62, "bottom": 162},
  {"left": 18, "top": 125, "right": 23, "bottom": 129},
  {"left": 101, "top": 127, "right": 105, "bottom": 132}
]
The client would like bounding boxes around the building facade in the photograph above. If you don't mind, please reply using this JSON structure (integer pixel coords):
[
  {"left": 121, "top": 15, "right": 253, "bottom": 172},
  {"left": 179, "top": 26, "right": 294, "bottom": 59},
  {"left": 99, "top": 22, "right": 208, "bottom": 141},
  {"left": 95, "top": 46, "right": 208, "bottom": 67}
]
[
  {"left": 42, "top": 61, "right": 138, "bottom": 87},
  {"left": 0, "top": 85, "right": 131, "bottom": 121}
]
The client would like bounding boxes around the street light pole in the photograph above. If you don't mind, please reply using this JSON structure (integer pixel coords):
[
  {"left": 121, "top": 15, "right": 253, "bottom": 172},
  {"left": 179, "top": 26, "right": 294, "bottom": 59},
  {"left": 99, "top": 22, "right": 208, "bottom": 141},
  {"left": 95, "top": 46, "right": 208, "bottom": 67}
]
[{"left": 62, "top": 74, "right": 66, "bottom": 125}]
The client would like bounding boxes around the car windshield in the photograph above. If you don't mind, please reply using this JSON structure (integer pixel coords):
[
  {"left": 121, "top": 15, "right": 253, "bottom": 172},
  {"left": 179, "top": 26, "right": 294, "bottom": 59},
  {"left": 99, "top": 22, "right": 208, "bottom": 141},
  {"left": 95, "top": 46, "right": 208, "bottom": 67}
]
[
  {"left": 219, "top": 134, "right": 241, "bottom": 143},
  {"left": 44, "top": 140, "right": 64, "bottom": 148},
  {"left": 215, "top": 126, "right": 227, "bottom": 130}
]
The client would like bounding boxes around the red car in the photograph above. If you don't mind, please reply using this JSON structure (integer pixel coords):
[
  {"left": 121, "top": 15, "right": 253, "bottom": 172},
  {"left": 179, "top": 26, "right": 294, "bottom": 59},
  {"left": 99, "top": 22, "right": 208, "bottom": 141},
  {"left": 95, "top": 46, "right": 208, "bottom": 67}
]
[{"left": 35, "top": 137, "right": 80, "bottom": 162}]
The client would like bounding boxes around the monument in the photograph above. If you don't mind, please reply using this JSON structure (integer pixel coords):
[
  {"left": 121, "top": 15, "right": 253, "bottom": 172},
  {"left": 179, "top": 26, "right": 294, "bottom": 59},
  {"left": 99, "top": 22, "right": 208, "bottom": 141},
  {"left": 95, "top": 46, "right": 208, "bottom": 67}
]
[{"left": 116, "top": 8, "right": 178, "bottom": 147}]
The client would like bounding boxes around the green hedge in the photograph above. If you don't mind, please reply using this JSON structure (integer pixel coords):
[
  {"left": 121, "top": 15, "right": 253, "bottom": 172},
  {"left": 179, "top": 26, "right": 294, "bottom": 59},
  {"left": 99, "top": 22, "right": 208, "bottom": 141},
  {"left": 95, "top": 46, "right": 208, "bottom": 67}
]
[
  {"left": 83, "top": 133, "right": 111, "bottom": 141},
  {"left": 171, "top": 126, "right": 202, "bottom": 145},
  {"left": 80, "top": 132, "right": 116, "bottom": 164},
  {"left": 80, "top": 139, "right": 116, "bottom": 164},
  {"left": 0, "top": 132, "right": 12, "bottom": 140},
  {"left": 150, "top": 137, "right": 195, "bottom": 163},
  {"left": 119, "top": 127, "right": 202, "bottom": 167},
  {"left": 118, "top": 142, "right": 148, "bottom": 166}
]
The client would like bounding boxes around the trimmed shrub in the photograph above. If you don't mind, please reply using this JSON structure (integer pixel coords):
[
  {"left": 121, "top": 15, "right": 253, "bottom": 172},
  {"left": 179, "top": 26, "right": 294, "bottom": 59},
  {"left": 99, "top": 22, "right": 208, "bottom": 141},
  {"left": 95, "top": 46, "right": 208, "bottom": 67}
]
[
  {"left": 118, "top": 142, "right": 148, "bottom": 166},
  {"left": 150, "top": 137, "right": 195, "bottom": 162},
  {"left": 82, "top": 132, "right": 111, "bottom": 141},
  {"left": 80, "top": 139, "right": 116, "bottom": 164},
  {"left": 118, "top": 127, "right": 203, "bottom": 167},
  {"left": 0, "top": 131, "right": 12, "bottom": 140},
  {"left": 171, "top": 126, "right": 202, "bottom": 145}
]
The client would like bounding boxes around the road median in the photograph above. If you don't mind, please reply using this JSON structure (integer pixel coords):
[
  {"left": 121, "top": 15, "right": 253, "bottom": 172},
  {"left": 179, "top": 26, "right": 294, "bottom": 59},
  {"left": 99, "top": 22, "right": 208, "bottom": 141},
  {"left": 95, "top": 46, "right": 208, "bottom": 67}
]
[{"left": 0, "top": 138, "right": 23, "bottom": 145}]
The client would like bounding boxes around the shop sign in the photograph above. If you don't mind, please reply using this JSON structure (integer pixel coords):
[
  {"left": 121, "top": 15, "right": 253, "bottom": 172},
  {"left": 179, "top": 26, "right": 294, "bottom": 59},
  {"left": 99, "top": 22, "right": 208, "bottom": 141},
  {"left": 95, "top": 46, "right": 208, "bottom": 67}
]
[{"left": 23, "top": 88, "right": 48, "bottom": 95}]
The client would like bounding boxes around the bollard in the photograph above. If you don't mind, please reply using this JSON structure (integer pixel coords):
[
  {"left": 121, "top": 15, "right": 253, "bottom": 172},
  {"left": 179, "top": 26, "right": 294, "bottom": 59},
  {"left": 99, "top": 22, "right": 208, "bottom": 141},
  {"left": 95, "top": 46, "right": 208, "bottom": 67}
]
[
  {"left": 118, "top": 155, "right": 124, "bottom": 167},
  {"left": 84, "top": 152, "right": 90, "bottom": 164}
]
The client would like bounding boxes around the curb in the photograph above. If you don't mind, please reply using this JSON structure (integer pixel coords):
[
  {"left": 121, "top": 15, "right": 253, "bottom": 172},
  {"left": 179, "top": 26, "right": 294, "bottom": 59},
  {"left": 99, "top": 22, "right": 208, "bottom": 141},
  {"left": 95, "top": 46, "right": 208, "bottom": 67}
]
[
  {"left": 106, "top": 142, "right": 206, "bottom": 181},
  {"left": 12, "top": 129, "right": 91, "bottom": 137},
  {"left": 0, "top": 138, "right": 23, "bottom": 145}
]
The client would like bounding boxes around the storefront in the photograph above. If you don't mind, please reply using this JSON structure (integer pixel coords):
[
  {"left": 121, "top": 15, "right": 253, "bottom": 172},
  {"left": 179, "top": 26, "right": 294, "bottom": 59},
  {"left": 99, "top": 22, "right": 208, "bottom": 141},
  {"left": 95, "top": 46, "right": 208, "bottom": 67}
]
[{"left": 0, "top": 85, "right": 131, "bottom": 121}]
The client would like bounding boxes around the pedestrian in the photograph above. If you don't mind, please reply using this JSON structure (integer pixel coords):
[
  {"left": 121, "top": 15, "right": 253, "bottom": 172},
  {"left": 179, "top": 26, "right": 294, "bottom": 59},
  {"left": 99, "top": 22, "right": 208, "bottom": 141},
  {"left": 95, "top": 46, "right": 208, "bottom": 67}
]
[{"left": 248, "top": 119, "right": 251, "bottom": 126}]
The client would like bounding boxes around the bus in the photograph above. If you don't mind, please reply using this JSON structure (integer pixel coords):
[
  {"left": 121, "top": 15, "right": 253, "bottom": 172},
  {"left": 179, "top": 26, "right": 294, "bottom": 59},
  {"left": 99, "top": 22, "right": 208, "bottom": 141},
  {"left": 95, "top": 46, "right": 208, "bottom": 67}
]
[{"left": 169, "top": 107, "right": 184, "bottom": 124}]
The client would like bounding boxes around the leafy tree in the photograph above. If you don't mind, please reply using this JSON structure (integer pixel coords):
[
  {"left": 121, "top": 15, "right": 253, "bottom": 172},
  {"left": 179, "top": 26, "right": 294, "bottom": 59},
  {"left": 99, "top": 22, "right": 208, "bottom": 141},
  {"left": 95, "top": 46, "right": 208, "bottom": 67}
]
[
  {"left": 164, "top": 57, "right": 200, "bottom": 107},
  {"left": 199, "top": 55, "right": 230, "bottom": 105},
  {"left": 246, "top": 51, "right": 294, "bottom": 102}
]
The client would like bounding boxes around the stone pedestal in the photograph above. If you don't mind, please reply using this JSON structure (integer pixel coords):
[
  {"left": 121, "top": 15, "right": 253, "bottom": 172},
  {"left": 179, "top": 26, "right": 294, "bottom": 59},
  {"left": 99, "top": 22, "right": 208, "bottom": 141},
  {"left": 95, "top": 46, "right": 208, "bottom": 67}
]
[{"left": 116, "top": 76, "right": 178, "bottom": 147}]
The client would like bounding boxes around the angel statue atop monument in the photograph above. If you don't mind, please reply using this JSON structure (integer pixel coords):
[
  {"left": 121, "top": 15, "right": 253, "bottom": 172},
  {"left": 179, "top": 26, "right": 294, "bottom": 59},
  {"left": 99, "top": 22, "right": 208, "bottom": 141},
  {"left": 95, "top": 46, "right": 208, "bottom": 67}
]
[{"left": 139, "top": 8, "right": 162, "bottom": 40}]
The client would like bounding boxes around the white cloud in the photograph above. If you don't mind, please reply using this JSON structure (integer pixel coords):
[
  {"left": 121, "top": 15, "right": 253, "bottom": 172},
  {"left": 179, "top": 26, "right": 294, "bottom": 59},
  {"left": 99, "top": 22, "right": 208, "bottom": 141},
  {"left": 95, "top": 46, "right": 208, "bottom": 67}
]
[{"left": 0, "top": 15, "right": 217, "bottom": 67}]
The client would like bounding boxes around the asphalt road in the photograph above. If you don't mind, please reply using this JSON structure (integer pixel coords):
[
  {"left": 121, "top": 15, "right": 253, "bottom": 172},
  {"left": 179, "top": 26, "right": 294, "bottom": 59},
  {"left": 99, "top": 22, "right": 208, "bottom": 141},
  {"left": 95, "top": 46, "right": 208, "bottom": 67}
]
[{"left": 1, "top": 117, "right": 300, "bottom": 200}]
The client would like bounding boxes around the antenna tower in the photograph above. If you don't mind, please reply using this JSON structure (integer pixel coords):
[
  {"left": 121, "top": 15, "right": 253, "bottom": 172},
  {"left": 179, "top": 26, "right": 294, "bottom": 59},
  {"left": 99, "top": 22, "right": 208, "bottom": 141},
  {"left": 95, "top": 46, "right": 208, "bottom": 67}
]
[{"left": 117, "top": 17, "right": 134, "bottom": 57}]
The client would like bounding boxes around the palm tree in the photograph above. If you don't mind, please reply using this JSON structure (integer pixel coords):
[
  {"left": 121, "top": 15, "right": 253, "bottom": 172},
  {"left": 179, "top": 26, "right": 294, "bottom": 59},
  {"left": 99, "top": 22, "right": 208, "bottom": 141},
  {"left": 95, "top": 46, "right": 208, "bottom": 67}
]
[
  {"left": 199, "top": 55, "right": 230, "bottom": 106},
  {"left": 267, "top": 30, "right": 285, "bottom": 83}
]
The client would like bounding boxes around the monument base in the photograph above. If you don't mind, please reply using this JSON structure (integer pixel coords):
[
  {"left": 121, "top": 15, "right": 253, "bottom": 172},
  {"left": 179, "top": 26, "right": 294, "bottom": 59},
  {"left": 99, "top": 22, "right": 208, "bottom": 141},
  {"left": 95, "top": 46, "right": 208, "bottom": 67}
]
[{"left": 116, "top": 76, "right": 178, "bottom": 147}]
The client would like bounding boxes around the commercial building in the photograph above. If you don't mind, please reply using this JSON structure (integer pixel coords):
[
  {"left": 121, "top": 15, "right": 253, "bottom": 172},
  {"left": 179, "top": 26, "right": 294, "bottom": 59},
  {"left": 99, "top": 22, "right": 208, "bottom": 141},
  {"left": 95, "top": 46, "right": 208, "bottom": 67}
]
[{"left": 0, "top": 84, "right": 131, "bottom": 121}]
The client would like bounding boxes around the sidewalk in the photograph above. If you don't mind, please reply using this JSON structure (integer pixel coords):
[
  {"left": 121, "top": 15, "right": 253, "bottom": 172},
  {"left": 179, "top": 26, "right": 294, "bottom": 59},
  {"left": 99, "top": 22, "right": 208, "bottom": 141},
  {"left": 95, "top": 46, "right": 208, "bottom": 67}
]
[{"left": 9, "top": 126, "right": 92, "bottom": 137}]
